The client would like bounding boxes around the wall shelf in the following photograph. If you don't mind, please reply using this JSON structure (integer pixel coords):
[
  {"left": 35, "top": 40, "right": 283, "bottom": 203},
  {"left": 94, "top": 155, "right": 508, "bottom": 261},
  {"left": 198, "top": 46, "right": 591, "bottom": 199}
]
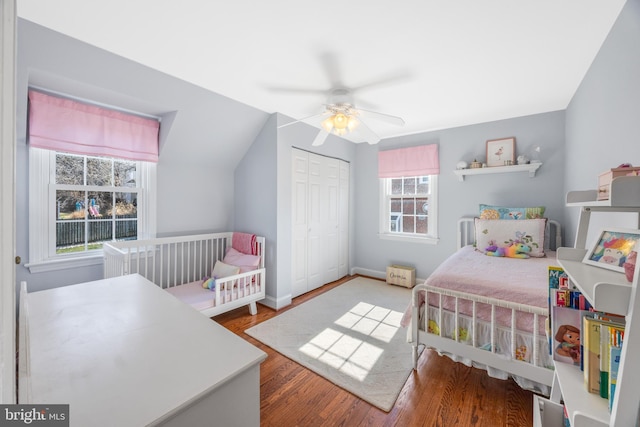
[{"left": 453, "top": 162, "right": 542, "bottom": 181}]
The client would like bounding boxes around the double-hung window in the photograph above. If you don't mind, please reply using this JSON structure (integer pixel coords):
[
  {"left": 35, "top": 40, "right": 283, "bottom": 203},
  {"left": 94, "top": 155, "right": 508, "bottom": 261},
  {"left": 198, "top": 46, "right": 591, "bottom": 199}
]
[
  {"left": 378, "top": 145, "right": 439, "bottom": 243},
  {"left": 26, "top": 89, "right": 159, "bottom": 272}
]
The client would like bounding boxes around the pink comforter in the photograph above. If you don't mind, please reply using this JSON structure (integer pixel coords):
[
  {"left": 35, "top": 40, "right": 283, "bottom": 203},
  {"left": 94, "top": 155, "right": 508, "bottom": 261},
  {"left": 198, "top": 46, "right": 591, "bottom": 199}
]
[{"left": 401, "top": 246, "right": 557, "bottom": 333}]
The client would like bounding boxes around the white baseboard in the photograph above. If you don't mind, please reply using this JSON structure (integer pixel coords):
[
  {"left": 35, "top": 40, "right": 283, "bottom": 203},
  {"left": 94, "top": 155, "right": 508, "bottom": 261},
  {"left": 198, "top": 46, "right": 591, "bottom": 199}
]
[
  {"left": 262, "top": 267, "right": 425, "bottom": 311},
  {"left": 350, "top": 266, "right": 425, "bottom": 286},
  {"left": 259, "top": 294, "right": 292, "bottom": 311},
  {"left": 350, "top": 267, "right": 386, "bottom": 280}
]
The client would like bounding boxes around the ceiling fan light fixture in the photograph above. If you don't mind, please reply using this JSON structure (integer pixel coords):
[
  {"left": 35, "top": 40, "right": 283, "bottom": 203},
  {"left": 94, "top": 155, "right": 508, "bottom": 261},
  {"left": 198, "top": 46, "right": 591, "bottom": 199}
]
[
  {"left": 332, "top": 113, "right": 349, "bottom": 130},
  {"left": 347, "top": 116, "right": 358, "bottom": 131},
  {"left": 321, "top": 116, "right": 334, "bottom": 132}
]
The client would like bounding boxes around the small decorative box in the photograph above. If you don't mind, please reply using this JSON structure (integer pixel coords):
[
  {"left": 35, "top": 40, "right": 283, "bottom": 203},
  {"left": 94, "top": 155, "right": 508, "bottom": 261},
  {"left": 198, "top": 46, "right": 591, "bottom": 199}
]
[
  {"left": 598, "top": 167, "right": 640, "bottom": 200},
  {"left": 386, "top": 265, "right": 416, "bottom": 288}
]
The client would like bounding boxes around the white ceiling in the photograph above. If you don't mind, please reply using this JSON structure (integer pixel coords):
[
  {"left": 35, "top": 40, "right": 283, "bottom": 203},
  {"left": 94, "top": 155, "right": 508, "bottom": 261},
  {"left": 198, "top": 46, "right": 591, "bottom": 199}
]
[{"left": 17, "top": 1, "right": 627, "bottom": 143}]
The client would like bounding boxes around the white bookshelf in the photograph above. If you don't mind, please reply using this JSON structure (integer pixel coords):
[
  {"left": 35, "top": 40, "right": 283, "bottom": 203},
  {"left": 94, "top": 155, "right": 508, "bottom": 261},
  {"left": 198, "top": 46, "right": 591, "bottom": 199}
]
[
  {"left": 543, "top": 177, "right": 640, "bottom": 427},
  {"left": 453, "top": 162, "right": 541, "bottom": 181}
]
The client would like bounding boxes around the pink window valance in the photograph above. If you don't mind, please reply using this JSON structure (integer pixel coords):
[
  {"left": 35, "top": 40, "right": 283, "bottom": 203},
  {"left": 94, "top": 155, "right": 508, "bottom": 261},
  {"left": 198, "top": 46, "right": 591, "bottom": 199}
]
[
  {"left": 28, "top": 90, "right": 160, "bottom": 162},
  {"left": 378, "top": 144, "right": 439, "bottom": 178}
]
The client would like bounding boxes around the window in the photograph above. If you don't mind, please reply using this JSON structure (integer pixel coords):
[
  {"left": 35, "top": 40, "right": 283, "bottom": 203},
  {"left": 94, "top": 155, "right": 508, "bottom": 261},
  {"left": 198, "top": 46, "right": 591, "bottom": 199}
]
[
  {"left": 55, "top": 152, "right": 139, "bottom": 254},
  {"left": 26, "top": 89, "right": 159, "bottom": 273},
  {"left": 27, "top": 148, "right": 156, "bottom": 272},
  {"left": 380, "top": 175, "right": 438, "bottom": 243}
]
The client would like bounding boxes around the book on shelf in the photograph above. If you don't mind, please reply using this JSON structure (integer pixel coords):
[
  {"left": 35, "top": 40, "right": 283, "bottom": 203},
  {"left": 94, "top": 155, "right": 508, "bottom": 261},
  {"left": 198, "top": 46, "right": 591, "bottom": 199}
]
[
  {"left": 548, "top": 266, "right": 571, "bottom": 355},
  {"left": 583, "top": 315, "right": 601, "bottom": 393},
  {"left": 582, "top": 314, "right": 625, "bottom": 396},
  {"left": 607, "top": 323, "right": 625, "bottom": 412},
  {"left": 552, "top": 305, "right": 585, "bottom": 366},
  {"left": 609, "top": 344, "right": 622, "bottom": 413}
]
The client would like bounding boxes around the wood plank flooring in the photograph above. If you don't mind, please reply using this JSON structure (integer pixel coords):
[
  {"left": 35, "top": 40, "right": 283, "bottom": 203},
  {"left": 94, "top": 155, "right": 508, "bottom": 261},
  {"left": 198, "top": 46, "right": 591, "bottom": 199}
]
[{"left": 213, "top": 275, "right": 535, "bottom": 427}]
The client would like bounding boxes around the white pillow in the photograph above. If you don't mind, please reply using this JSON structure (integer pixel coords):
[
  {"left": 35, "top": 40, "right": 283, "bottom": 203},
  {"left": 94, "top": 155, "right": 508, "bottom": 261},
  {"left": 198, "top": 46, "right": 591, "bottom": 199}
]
[
  {"left": 475, "top": 218, "right": 547, "bottom": 258},
  {"left": 223, "top": 247, "right": 261, "bottom": 273},
  {"left": 211, "top": 260, "right": 241, "bottom": 279}
]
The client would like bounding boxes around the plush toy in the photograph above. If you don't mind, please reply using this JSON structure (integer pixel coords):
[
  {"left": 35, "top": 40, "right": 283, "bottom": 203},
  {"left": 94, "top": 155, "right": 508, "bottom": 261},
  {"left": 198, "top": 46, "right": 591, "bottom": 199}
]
[
  {"left": 485, "top": 242, "right": 531, "bottom": 259},
  {"left": 201, "top": 276, "right": 217, "bottom": 290}
]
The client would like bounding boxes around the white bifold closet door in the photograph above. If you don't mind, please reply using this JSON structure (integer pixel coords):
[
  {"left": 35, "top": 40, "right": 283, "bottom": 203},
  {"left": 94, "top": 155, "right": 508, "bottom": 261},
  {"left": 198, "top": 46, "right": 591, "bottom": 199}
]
[{"left": 292, "top": 148, "right": 349, "bottom": 298}]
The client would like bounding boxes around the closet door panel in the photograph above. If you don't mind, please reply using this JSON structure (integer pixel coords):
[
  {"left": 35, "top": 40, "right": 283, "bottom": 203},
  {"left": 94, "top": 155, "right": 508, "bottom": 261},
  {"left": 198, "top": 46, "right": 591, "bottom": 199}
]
[
  {"left": 292, "top": 152, "right": 309, "bottom": 298},
  {"left": 338, "top": 161, "right": 349, "bottom": 277},
  {"left": 307, "top": 153, "right": 323, "bottom": 291},
  {"left": 324, "top": 158, "right": 340, "bottom": 283}
]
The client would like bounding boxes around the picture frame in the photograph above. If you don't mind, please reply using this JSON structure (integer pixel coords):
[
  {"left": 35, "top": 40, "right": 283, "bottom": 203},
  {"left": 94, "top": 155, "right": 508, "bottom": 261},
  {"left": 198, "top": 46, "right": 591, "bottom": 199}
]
[
  {"left": 486, "top": 137, "right": 516, "bottom": 167},
  {"left": 582, "top": 227, "right": 640, "bottom": 273}
]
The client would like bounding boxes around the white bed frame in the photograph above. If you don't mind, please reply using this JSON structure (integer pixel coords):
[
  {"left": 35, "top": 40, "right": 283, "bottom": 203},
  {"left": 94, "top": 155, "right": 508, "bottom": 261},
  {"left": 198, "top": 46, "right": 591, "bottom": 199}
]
[
  {"left": 411, "top": 218, "right": 561, "bottom": 389},
  {"left": 104, "top": 232, "right": 266, "bottom": 317}
]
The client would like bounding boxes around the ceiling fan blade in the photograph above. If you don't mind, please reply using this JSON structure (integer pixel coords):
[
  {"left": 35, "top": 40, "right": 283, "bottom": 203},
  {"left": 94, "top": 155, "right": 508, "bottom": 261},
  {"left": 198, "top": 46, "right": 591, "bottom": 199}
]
[
  {"left": 358, "top": 108, "right": 405, "bottom": 127},
  {"left": 354, "top": 120, "right": 381, "bottom": 145},
  {"left": 263, "top": 85, "right": 327, "bottom": 96},
  {"left": 311, "top": 129, "right": 330, "bottom": 146},
  {"left": 350, "top": 70, "right": 413, "bottom": 93},
  {"left": 319, "top": 52, "right": 343, "bottom": 88},
  {"left": 278, "top": 112, "right": 327, "bottom": 129}
]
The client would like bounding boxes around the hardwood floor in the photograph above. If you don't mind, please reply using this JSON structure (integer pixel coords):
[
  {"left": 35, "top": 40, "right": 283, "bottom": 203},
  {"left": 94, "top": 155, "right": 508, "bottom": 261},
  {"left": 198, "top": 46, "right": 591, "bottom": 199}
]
[{"left": 213, "top": 276, "right": 535, "bottom": 427}]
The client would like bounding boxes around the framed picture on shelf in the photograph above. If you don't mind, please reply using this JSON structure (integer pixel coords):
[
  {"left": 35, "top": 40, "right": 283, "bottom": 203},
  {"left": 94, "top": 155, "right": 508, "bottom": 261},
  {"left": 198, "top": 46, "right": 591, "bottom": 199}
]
[
  {"left": 582, "top": 227, "right": 640, "bottom": 273},
  {"left": 486, "top": 137, "right": 515, "bottom": 167}
]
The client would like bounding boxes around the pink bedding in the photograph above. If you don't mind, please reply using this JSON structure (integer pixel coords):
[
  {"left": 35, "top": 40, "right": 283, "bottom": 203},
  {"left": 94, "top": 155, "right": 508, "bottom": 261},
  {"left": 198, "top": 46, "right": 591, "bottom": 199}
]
[
  {"left": 165, "top": 278, "right": 262, "bottom": 312},
  {"left": 166, "top": 281, "right": 217, "bottom": 312},
  {"left": 402, "top": 245, "right": 557, "bottom": 333}
]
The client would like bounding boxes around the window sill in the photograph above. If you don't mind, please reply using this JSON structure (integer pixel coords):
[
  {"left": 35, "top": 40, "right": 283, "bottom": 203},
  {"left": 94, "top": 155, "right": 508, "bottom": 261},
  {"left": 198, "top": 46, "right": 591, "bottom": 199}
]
[
  {"left": 25, "top": 253, "right": 103, "bottom": 273},
  {"left": 378, "top": 233, "right": 439, "bottom": 244}
]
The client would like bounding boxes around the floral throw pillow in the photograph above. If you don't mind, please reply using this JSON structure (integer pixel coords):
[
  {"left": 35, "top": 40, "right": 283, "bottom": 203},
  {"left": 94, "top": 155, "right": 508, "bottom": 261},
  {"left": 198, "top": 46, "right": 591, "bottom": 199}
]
[
  {"left": 479, "top": 204, "right": 546, "bottom": 220},
  {"left": 475, "top": 218, "right": 547, "bottom": 258}
]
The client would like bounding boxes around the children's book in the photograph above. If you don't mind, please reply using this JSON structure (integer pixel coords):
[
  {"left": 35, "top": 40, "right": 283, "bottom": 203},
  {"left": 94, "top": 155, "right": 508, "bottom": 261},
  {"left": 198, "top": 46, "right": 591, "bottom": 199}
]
[
  {"left": 609, "top": 345, "right": 622, "bottom": 413},
  {"left": 583, "top": 315, "right": 600, "bottom": 393},
  {"left": 597, "top": 320, "right": 625, "bottom": 398},
  {"left": 552, "top": 306, "right": 583, "bottom": 366}
]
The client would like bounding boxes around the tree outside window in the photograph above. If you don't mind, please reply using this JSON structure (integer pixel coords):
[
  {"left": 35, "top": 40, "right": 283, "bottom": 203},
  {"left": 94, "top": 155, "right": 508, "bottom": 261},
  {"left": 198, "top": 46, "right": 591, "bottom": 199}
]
[{"left": 54, "top": 153, "right": 139, "bottom": 254}]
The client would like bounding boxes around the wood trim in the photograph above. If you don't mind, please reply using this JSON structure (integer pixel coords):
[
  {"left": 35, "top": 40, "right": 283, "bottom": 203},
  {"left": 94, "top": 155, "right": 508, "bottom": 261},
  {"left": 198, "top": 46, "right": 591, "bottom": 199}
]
[{"left": 0, "top": 0, "right": 17, "bottom": 404}]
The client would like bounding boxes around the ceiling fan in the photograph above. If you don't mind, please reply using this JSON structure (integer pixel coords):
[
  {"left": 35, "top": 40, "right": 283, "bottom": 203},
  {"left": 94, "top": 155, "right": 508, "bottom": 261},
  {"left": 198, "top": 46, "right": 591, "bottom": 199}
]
[
  {"left": 272, "top": 52, "right": 409, "bottom": 146},
  {"left": 279, "top": 88, "right": 405, "bottom": 147}
]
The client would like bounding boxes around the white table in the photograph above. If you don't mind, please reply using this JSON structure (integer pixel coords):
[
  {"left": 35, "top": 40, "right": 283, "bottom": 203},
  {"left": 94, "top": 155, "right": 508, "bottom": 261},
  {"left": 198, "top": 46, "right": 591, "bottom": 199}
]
[{"left": 20, "top": 274, "right": 266, "bottom": 426}]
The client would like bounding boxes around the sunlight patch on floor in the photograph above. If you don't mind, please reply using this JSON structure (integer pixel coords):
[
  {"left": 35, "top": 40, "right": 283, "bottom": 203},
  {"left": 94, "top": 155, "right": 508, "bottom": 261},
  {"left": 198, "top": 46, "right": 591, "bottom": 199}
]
[{"left": 299, "top": 301, "right": 402, "bottom": 381}]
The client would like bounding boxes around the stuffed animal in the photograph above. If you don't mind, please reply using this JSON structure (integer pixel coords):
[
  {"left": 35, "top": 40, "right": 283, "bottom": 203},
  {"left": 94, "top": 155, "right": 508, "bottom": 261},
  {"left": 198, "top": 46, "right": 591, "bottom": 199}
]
[
  {"left": 485, "top": 242, "right": 531, "bottom": 259},
  {"left": 201, "top": 276, "right": 217, "bottom": 290}
]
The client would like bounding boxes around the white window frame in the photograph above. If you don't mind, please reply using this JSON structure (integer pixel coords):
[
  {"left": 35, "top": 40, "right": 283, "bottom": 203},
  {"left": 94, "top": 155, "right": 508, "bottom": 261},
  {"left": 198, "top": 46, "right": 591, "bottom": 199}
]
[
  {"left": 26, "top": 148, "right": 156, "bottom": 273},
  {"left": 379, "top": 175, "right": 438, "bottom": 244}
]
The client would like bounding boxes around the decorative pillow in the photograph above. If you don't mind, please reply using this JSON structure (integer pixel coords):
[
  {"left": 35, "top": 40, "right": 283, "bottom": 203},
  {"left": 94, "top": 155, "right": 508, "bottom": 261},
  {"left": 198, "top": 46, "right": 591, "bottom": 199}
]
[
  {"left": 223, "top": 247, "right": 261, "bottom": 274},
  {"left": 211, "top": 260, "right": 241, "bottom": 279},
  {"left": 474, "top": 218, "right": 547, "bottom": 258},
  {"left": 479, "top": 204, "right": 546, "bottom": 220}
]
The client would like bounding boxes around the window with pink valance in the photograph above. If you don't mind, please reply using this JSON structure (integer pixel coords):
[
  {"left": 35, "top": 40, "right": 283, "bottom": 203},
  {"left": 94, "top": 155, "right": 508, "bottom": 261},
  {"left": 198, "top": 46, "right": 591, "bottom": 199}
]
[
  {"left": 28, "top": 90, "right": 160, "bottom": 162},
  {"left": 377, "top": 144, "right": 439, "bottom": 178}
]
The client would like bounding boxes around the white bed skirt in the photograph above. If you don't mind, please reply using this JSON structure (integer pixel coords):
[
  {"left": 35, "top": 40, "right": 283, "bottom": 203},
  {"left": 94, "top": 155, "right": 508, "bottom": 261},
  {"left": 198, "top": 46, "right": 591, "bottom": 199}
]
[{"left": 412, "top": 304, "right": 553, "bottom": 395}]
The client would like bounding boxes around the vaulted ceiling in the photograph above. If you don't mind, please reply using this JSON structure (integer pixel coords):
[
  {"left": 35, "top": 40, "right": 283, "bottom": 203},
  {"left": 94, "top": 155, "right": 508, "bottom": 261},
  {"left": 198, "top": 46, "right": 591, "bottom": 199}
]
[{"left": 17, "top": 1, "right": 627, "bottom": 143}]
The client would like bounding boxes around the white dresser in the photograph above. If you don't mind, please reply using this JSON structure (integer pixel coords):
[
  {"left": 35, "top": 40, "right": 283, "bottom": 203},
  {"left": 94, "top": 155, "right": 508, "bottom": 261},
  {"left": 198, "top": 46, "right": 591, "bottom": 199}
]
[{"left": 19, "top": 274, "right": 266, "bottom": 426}]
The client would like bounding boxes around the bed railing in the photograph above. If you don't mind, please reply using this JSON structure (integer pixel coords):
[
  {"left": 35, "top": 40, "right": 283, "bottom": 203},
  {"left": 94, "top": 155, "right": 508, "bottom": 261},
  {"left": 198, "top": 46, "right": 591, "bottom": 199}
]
[
  {"left": 104, "top": 232, "right": 265, "bottom": 290},
  {"left": 412, "top": 283, "right": 554, "bottom": 387}
]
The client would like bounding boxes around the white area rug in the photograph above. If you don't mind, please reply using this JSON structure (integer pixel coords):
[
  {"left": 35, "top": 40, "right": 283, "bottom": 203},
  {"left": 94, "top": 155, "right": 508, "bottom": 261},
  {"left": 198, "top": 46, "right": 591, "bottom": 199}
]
[{"left": 245, "top": 276, "right": 416, "bottom": 412}]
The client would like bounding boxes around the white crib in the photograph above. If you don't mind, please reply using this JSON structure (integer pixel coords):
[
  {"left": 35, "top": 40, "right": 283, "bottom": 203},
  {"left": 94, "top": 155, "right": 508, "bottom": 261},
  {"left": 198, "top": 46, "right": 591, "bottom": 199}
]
[{"left": 104, "top": 232, "right": 265, "bottom": 317}]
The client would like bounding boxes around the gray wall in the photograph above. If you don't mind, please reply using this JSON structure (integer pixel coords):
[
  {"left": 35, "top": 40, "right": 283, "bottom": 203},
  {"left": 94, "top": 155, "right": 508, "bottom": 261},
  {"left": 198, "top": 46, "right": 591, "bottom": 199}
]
[
  {"left": 565, "top": 0, "right": 640, "bottom": 245},
  {"left": 16, "top": 20, "right": 269, "bottom": 292},
  {"left": 352, "top": 111, "right": 566, "bottom": 281},
  {"left": 234, "top": 115, "right": 278, "bottom": 302}
]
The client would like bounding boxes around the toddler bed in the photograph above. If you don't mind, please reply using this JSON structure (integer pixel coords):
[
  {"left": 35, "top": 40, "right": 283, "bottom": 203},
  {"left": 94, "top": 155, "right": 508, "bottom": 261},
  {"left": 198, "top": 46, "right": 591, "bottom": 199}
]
[
  {"left": 104, "top": 232, "right": 265, "bottom": 317},
  {"left": 403, "top": 215, "right": 562, "bottom": 394}
]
